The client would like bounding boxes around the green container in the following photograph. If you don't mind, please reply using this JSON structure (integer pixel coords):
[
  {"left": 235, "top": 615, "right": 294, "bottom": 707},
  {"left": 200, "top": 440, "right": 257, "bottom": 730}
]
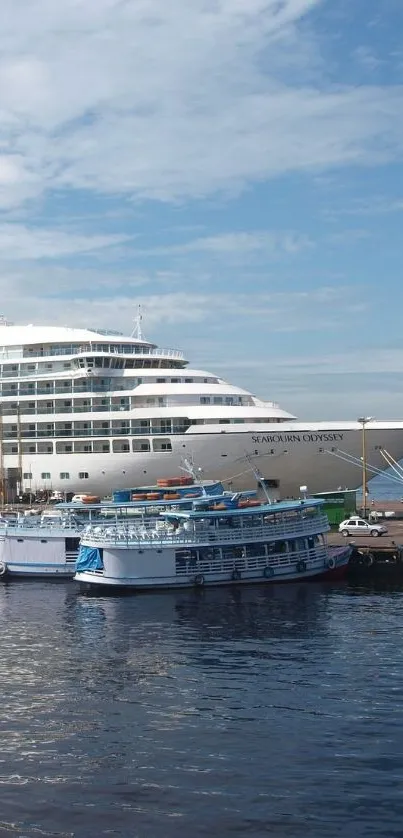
[{"left": 312, "top": 490, "right": 357, "bottom": 526}]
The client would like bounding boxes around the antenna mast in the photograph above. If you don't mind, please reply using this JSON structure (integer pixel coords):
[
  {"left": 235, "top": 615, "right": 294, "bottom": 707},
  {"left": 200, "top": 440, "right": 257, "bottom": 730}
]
[
  {"left": 131, "top": 305, "right": 143, "bottom": 340},
  {"left": 244, "top": 452, "right": 272, "bottom": 504}
]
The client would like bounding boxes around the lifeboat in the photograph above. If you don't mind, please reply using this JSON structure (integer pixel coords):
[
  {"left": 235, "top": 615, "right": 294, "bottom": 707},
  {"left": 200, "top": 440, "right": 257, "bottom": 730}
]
[
  {"left": 157, "top": 477, "right": 182, "bottom": 487},
  {"left": 163, "top": 493, "right": 181, "bottom": 500},
  {"left": 146, "top": 493, "right": 161, "bottom": 500},
  {"left": 131, "top": 493, "right": 147, "bottom": 501},
  {"left": 238, "top": 499, "right": 261, "bottom": 508},
  {"left": 81, "top": 495, "right": 101, "bottom": 504}
]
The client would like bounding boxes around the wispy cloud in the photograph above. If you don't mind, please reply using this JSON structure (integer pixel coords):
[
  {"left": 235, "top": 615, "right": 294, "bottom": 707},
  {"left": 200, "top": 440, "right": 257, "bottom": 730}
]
[
  {"left": 0, "top": 0, "right": 403, "bottom": 207},
  {"left": 141, "top": 230, "right": 314, "bottom": 258},
  {"left": 0, "top": 224, "right": 130, "bottom": 260}
]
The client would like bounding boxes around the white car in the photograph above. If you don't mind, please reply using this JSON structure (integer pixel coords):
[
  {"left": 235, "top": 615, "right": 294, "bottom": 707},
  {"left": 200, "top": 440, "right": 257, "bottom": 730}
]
[{"left": 338, "top": 516, "right": 387, "bottom": 537}]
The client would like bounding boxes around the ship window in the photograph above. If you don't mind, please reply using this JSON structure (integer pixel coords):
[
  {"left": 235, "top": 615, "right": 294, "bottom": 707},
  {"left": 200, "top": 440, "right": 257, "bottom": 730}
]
[
  {"left": 132, "top": 439, "right": 150, "bottom": 452},
  {"left": 170, "top": 378, "right": 179, "bottom": 383},
  {"left": 63, "top": 362, "right": 70, "bottom": 368},
  {"left": 41, "top": 472, "right": 51, "bottom": 479},
  {"left": 60, "top": 472, "right": 70, "bottom": 479},
  {"left": 29, "top": 446, "right": 35, "bottom": 453},
  {"left": 185, "top": 378, "right": 193, "bottom": 383},
  {"left": 200, "top": 397, "right": 210, "bottom": 404},
  {"left": 152, "top": 438, "right": 172, "bottom": 452},
  {"left": 157, "top": 378, "right": 166, "bottom": 383},
  {"left": 23, "top": 472, "right": 32, "bottom": 479},
  {"left": 213, "top": 397, "right": 223, "bottom": 405},
  {"left": 79, "top": 472, "right": 89, "bottom": 479}
]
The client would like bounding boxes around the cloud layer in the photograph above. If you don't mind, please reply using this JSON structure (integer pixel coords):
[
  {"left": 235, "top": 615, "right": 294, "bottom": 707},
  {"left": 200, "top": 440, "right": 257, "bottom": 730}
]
[
  {"left": 1, "top": 0, "right": 403, "bottom": 206},
  {"left": 0, "top": 1, "right": 403, "bottom": 421}
]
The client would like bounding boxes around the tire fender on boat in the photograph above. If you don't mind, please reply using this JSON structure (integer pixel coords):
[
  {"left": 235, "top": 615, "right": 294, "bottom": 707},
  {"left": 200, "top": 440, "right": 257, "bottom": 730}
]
[
  {"left": 194, "top": 574, "right": 205, "bottom": 587},
  {"left": 0, "top": 561, "right": 8, "bottom": 578},
  {"left": 364, "top": 552, "right": 374, "bottom": 567},
  {"left": 296, "top": 560, "right": 307, "bottom": 573},
  {"left": 263, "top": 566, "right": 275, "bottom": 578},
  {"left": 327, "top": 557, "right": 336, "bottom": 570}
]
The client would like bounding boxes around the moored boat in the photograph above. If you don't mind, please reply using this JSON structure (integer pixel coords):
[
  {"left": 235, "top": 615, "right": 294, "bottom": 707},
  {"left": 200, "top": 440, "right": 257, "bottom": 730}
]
[
  {"left": 0, "top": 477, "right": 237, "bottom": 579},
  {"left": 74, "top": 496, "right": 352, "bottom": 592}
]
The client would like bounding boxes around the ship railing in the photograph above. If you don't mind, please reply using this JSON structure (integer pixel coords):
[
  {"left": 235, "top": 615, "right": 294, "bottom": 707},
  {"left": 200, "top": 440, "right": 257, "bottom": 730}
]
[
  {"left": 0, "top": 519, "right": 83, "bottom": 533},
  {"left": 175, "top": 546, "right": 328, "bottom": 576},
  {"left": 82, "top": 514, "right": 330, "bottom": 547},
  {"left": 0, "top": 346, "right": 185, "bottom": 361}
]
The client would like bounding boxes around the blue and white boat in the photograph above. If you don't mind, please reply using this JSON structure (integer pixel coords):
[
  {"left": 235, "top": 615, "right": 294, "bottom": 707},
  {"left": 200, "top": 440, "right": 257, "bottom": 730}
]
[
  {"left": 74, "top": 495, "right": 351, "bottom": 592},
  {"left": 0, "top": 477, "right": 235, "bottom": 579}
]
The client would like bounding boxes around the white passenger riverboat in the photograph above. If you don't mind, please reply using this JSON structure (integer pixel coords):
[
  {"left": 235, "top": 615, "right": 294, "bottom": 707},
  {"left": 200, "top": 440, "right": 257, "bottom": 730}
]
[
  {"left": 74, "top": 496, "right": 351, "bottom": 592},
  {"left": 0, "top": 477, "right": 233, "bottom": 578}
]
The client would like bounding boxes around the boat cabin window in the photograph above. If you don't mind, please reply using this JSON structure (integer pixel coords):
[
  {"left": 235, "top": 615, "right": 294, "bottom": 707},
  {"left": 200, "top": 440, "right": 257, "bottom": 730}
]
[{"left": 152, "top": 438, "right": 172, "bottom": 452}]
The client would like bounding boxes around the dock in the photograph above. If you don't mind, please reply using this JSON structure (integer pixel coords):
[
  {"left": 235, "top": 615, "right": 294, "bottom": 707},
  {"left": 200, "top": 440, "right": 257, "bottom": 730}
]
[{"left": 328, "top": 499, "right": 403, "bottom": 583}]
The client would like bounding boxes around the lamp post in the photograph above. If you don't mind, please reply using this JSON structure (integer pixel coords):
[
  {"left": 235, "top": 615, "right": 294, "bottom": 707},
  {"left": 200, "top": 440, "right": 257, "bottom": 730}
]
[{"left": 358, "top": 416, "right": 373, "bottom": 518}]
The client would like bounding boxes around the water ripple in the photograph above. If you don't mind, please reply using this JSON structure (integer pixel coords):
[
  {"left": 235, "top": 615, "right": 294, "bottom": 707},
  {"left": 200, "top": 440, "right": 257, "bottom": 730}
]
[{"left": 0, "top": 582, "right": 403, "bottom": 836}]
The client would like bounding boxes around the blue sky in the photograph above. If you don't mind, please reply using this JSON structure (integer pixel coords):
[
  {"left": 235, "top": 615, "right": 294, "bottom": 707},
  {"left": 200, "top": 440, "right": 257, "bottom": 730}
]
[{"left": 1, "top": 0, "right": 403, "bottom": 420}]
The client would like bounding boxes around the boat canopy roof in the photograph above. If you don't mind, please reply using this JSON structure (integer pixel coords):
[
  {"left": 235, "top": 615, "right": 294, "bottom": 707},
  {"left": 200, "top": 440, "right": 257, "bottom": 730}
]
[
  {"left": 54, "top": 491, "right": 257, "bottom": 512},
  {"left": 163, "top": 498, "right": 325, "bottom": 520}
]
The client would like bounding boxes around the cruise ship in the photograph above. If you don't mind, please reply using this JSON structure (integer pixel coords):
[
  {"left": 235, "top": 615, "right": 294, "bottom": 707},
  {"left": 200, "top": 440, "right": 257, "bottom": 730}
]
[{"left": 0, "top": 320, "right": 402, "bottom": 501}]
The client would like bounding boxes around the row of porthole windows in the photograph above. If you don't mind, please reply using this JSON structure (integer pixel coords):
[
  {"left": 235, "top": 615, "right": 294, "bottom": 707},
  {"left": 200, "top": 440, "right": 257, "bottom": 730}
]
[
  {"left": 8, "top": 438, "right": 172, "bottom": 455},
  {"left": 23, "top": 472, "right": 89, "bottom": 480}
]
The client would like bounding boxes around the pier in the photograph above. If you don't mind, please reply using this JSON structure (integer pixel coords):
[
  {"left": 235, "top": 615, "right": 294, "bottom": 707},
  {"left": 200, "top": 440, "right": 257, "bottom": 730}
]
[{"left": 328, "top": 499, "right": 403, "bottom": 583}]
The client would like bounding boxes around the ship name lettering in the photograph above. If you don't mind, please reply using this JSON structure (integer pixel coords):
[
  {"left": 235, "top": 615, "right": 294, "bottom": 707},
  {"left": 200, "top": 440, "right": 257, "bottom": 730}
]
[{"left": 251, "top": 432, "right": 344, "bottom": 444}]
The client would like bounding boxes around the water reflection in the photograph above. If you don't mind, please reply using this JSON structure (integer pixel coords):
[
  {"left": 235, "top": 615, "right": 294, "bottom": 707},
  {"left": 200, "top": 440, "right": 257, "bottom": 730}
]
[{"left": 1, "top": 581, "right": 403, "bottom": 837}]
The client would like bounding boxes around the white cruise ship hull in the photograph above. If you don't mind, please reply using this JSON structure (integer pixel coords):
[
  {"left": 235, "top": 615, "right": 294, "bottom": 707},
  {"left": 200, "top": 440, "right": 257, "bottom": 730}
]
[
  {"left": 7, "top": 421, "right": 403, "bottom": 498},
  {"left": 1, "top": 323, "right": 402, "bottom": 501}
]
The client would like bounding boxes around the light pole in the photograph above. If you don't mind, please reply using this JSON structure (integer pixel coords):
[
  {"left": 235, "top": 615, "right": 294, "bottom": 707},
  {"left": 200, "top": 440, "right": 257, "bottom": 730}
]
[{"left": 358, "top": 416, "right": 373, "bottom": 518}]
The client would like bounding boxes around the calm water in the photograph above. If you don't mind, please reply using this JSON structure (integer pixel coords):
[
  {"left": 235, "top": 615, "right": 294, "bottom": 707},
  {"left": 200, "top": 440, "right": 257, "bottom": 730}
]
[
  {"left": 364, "top": 467, "right": 403, "bottom": 501},
  {"left": 1, "top": 581, "right": 403, "bottom": 837}
]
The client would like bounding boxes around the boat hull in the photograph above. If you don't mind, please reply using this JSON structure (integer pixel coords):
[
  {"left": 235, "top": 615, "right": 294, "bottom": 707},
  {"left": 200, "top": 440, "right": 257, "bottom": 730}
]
[
  {"left": 0, "top": 529, "right": 78, "bottom": 579},
  {"left": 6, "top": 423, "right": 403, "bottom": 499},
  {"left": 75, "top": 545, "right": 351, "bottom": 592}
]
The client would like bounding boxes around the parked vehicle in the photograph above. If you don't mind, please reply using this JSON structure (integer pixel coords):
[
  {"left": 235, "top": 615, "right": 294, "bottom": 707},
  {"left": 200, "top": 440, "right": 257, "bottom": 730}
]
[{"left": 338, "top": 516, "right": 387, "bottom": 537}]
